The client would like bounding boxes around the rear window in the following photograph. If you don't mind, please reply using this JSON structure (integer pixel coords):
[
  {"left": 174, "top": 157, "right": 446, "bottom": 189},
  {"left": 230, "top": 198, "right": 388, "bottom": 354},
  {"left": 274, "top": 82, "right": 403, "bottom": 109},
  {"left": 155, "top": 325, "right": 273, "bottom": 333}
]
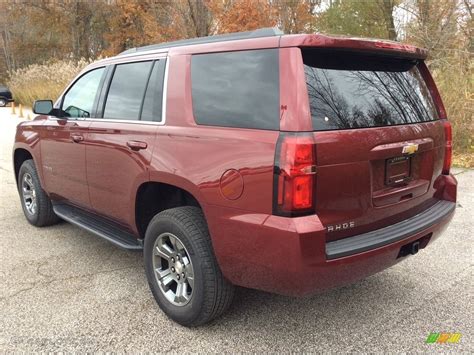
[
  {"left": 303, "top": 49, "right": 439, "bottom": 131},
  {"left": 191, "top": 49, "right": 279, "bottom": 130}
]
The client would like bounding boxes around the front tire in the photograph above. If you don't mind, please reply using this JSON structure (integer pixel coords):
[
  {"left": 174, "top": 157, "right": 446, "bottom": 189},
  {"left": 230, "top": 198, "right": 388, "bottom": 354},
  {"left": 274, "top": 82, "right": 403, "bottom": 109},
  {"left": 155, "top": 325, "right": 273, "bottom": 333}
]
[
  {"left": 0, "top": 98, "right": 6, "bottom": 107},
  {"left": 18, "top": 160, "right": 59, "bottom": 226},
  {"left": 144, "top": 206, "right": 234, "bottom": 326}
]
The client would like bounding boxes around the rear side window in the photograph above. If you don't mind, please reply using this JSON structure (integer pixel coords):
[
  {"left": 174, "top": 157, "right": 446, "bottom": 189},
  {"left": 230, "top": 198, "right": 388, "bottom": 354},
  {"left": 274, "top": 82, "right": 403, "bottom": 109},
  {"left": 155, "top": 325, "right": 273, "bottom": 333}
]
[
  {"left": 103, "top": 61, "right": 153, "bottom": 120},
  {"left": 191, "top": 49, "right": 279, "bottom": 130},
  {"left": 141, "top": 60, "right": 166, "bottom": 122},
  {"left": 303, "top": 49, "right": 439, "bottom": 131}
]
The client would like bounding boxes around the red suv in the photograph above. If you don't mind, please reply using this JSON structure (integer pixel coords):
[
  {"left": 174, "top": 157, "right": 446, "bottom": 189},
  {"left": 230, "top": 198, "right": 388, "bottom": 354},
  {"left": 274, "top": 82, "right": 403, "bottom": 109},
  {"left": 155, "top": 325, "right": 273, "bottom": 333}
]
[{"left": 14, "top": 28, "right": 457, "bottom": 326}]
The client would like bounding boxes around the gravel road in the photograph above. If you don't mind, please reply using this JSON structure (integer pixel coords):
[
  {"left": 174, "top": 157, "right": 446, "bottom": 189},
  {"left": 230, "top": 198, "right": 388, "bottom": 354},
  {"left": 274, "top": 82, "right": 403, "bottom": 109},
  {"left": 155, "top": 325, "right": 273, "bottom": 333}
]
[{"left": 0, "top": 107, "right": 472, "bottom": 352}]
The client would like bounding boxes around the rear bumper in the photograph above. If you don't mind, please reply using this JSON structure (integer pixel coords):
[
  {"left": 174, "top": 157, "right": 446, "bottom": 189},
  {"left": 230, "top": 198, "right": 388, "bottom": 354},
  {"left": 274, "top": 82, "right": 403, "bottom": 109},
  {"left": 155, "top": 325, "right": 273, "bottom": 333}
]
[
  {"left": 207, "top": 176, "right": 457, "bottom": 296},
  {"left": 326, "top": 200, "right": 455, "bottom": 259}
]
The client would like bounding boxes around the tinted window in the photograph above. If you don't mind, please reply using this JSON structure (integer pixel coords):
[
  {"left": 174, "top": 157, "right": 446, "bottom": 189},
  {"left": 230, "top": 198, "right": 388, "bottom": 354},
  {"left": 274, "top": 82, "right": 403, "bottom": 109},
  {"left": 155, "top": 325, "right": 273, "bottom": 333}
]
[
  {"left": 191, "top": 49, "right": 279, "bottom": 130},
  {"left": 62, "top": 68, "right": 105, "bottom": 118},
  {"left": 103, "top": 61, "right": 153, "bottom": 120},
  {"left": 303, "top": 50, "right": 439, "bottom": 131},
  {"left": 141, "top": 60, "right": 166, "bottom": 122}
]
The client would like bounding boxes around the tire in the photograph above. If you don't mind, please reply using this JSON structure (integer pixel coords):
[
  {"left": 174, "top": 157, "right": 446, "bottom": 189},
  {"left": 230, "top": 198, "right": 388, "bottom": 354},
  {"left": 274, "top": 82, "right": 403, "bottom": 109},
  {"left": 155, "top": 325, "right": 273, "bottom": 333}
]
[
  {"left": 0, "top": 98, "right": 6, "bottom": 107},
  {"left": 18, "top": 159, "right": 60, "bottom": 227},
  {"left": 144, "top": 206, "right": 234, "bottom": 326}
]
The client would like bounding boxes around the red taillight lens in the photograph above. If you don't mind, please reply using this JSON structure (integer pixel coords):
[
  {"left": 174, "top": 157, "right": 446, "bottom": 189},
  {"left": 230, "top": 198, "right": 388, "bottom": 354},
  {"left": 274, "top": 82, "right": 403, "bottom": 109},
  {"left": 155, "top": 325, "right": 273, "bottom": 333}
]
[
  {"left": 274, "top": 133, "right": 316, "bottom": 216},
  {"left": 442, "top": 120, "right": 452, "bottom": 175}
]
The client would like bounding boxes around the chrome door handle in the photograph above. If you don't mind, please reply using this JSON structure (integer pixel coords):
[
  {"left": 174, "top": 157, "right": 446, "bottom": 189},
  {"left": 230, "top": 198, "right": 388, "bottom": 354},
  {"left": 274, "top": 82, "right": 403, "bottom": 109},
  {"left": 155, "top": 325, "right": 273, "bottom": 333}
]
[
  {"left": 127, "top": 140, "right": 148, "bottom": 151},
  {"left": 71, "top": 134, "right": 84, "bottom": 143}
]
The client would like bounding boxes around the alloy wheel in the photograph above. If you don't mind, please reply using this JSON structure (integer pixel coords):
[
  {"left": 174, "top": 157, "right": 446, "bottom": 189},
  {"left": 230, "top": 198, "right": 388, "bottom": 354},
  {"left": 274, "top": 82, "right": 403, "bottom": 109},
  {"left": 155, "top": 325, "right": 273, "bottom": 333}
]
[
  {"left": 22, "top": 173, "right": 37, "bottom": 215},
  {"left": 152, "top": 232, "right": 195, "bottom": 306}
]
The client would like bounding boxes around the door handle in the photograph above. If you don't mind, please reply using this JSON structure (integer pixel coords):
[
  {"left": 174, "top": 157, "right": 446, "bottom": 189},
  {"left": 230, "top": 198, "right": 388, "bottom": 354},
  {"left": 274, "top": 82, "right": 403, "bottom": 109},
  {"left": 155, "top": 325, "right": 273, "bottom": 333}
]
[
  {"left": 71, "top": 134, "right": 84, "bottom": 143},
  {"left": 127, "top": 140, "right": 148, "bottom": 151}
]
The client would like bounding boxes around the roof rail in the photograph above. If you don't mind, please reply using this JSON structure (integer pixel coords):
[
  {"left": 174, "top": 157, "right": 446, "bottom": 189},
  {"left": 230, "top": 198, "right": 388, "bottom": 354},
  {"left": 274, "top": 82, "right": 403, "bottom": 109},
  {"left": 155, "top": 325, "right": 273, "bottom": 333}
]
[{"left": 119, "top": 27, "right": 283, "bottom": 55}]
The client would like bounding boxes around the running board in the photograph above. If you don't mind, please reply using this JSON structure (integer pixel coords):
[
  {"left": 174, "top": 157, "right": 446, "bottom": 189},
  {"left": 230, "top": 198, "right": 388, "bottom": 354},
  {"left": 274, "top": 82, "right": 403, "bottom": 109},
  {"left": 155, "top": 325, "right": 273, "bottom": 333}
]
[{"left": 53, "top": 204, "right": 143, "bottom": 250}]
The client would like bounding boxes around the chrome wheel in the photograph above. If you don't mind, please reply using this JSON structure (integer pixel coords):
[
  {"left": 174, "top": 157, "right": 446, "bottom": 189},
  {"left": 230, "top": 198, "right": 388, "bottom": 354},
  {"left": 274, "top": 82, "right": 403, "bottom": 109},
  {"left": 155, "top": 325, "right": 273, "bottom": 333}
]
[
  {"left": 152, "top": 232, "right": 194, "bottom": 306},
  {"left": 22, "top": 173, "right": 37, "bottom": 215},
  {"left": 0, "top": 99, "right": 6, "bottom": 107}
]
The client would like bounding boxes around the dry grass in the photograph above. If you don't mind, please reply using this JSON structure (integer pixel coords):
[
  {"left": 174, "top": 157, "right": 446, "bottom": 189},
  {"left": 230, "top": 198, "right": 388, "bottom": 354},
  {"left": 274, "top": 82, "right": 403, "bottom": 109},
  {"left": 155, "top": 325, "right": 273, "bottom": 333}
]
[
  {"left": 453, "top": 152, "right": 474, "bottom": 168},
  {"left": 7, "top": 59, "right": 94, "bottom": 107},
  {"left": 432, "top": 57, "right": 473, "bottom": 167}
]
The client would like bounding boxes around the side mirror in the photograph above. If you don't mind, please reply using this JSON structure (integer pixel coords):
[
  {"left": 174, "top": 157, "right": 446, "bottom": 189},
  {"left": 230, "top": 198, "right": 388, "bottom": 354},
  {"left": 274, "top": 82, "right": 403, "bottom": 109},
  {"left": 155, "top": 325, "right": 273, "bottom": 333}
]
[{"left": 33, "top": 100, "right": 53, "bottom": 115}]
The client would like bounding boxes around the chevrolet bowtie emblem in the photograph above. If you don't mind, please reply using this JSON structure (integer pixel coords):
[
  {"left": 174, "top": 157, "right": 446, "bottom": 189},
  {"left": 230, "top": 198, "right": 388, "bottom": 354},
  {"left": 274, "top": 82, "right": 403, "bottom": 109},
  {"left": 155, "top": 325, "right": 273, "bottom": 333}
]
[{"left": 402, "top": 143, "right": 419, "bottom": 155}]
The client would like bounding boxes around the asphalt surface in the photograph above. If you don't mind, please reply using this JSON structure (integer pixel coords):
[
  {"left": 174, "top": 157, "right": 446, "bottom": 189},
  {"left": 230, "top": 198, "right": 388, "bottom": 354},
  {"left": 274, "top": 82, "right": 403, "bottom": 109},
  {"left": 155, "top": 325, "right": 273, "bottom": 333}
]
[{"left": 0, "top": 107, "right": 472, "bottom": 352}]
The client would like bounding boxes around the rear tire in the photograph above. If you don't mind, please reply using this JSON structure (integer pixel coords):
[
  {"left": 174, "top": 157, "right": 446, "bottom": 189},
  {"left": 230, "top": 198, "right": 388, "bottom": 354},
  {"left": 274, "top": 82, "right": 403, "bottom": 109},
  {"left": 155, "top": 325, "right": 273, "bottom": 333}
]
[
  {"left": 0, "top": 98, "right": 6, "bottom": 107},
  {"left": 144, "top": 206, "right": 234, "bottom": 326},
  {"left": 18, "top": 159, "right": 60, "bottom": 227}
]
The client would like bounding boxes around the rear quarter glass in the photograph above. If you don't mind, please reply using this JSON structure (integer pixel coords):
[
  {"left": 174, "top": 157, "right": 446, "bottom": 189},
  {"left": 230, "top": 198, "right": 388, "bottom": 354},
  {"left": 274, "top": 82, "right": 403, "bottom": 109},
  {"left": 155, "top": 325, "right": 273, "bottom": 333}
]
[
  {"left": 302, "top": 48, "right": 439, "bottom": 131},
  {"left": 191, "top": 48, "right": 280, "bottom": 130}
]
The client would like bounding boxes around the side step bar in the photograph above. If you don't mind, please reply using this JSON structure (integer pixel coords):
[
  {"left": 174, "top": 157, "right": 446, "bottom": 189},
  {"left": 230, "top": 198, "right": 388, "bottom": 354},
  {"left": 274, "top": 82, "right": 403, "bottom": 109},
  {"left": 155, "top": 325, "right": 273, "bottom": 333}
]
[{"left": 53, "top": 204, "right": 143, "bottom": 250}]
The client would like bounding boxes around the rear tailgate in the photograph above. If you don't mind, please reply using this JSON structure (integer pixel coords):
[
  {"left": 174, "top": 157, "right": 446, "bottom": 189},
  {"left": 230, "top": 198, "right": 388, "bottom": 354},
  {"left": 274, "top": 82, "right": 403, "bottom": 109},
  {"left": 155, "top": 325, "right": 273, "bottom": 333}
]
[{"left": 300, "top": 48, "right": 447, "bottom": 242}]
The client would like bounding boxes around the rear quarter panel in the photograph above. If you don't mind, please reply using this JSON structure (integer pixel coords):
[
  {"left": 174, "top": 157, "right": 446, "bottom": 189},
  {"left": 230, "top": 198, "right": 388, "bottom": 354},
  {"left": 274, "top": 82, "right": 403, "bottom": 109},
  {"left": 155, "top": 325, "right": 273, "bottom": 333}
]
[{"left": 150, "top": 54, "right": 279, "bottom": 214}]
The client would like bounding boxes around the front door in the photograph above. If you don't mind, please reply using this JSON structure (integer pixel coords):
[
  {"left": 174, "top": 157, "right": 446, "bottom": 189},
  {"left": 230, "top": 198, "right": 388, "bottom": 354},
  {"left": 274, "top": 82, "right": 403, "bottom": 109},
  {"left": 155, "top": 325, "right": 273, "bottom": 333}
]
[{"left": 40, "top": 67, "right": 106, "bottom": 208}]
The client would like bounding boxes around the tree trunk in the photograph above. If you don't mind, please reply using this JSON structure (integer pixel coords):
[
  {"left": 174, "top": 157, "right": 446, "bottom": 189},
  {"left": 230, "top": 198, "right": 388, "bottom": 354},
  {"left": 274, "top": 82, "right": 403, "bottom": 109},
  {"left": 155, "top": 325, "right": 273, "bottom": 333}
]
[{"left": 381, "top": 0, "right": 397, "bottom": 40}]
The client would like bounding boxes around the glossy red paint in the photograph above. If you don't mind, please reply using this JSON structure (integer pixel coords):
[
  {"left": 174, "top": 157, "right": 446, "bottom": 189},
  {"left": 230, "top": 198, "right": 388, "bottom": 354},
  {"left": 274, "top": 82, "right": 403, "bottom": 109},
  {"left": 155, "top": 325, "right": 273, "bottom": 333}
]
[
  {"left": 206, "top": 191, "right": 454, "bottom": 296},
  {"left": 86, "top": 121, "right": 157, "bottom": 229},
  {"left": 13, "top": 32, "right": 457, "bottom": 296},
  {"left": 38, "top": 118, "right": 91, "bottom": 209},
  {"left": 280, "top": 33, "right": 428, "bottom": 59}
]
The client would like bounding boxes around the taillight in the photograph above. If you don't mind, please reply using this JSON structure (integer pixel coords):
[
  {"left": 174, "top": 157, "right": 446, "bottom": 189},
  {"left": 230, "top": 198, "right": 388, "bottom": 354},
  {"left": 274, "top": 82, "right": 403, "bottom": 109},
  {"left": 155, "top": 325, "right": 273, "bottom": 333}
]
[
  {"left": 273, "top": 133, "right": 316, "bottom": 216},
  {"left": 442, "top": 120, "right": 452, "bottom": 175}
]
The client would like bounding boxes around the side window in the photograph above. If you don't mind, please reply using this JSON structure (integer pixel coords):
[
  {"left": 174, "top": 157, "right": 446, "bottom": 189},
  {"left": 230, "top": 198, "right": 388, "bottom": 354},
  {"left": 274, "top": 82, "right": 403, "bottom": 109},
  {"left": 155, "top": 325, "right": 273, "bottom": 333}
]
[
  {"left": 191, "top": 49, "right": 279, "bottom": 130},
  {"left": 103, "top": 61, "right": 153, "bottom": 120},
  {"left": 141, "top": 59, "right": 166, "bottom": 122},
  {"left": 62, "top": 67, "right": 105, "bottom": 118}
]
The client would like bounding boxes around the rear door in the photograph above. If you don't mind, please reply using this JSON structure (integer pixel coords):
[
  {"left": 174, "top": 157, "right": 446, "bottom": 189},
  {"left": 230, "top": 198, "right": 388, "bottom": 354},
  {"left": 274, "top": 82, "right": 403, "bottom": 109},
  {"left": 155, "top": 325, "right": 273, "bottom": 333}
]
[
  {"left": 301, "top": 49, "right": 445, "bottom": 241},
  {"left": 40, "top": 67, "right": 105, "bottom": 208},
  {"left": 85, "top": 59, "right": 166, "bottom": 230}
]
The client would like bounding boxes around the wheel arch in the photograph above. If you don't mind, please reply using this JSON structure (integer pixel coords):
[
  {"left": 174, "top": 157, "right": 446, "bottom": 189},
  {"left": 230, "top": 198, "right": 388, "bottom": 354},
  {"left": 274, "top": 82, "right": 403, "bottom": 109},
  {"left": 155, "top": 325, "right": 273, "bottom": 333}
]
[
  {"left": 13, "top": 148, "right": 34, "bottom": 186},
  {"left": 134, "top": 179, "right": 207, "bottom": 239}
]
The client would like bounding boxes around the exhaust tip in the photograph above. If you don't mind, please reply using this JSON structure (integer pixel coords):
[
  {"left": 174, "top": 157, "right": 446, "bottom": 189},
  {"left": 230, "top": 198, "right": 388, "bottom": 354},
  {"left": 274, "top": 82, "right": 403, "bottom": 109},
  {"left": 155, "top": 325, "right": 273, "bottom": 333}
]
[{"left": 411, "top": 241, "right": 420, "bottom": 255}]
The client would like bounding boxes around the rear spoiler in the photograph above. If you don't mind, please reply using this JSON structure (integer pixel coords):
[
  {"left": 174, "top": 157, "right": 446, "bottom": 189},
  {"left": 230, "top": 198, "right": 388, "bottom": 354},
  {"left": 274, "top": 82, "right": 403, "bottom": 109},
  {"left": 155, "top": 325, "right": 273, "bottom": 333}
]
[{"left": 280, "top": 34, "right": 428, "bottom": 60}]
